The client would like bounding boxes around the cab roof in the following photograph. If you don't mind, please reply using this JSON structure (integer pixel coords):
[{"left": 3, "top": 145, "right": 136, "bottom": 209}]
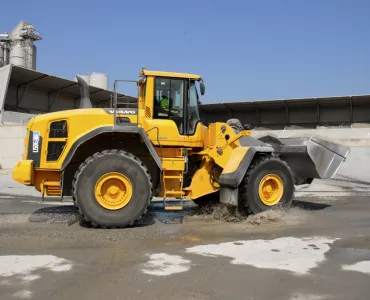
[{"left": 141, "top": 69, "right": 201, "bottom": 80}]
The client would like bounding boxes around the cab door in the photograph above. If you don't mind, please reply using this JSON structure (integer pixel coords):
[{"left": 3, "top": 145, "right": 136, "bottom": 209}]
[
  {"left": 144, "top": 76, "right": 203, "bottom": 147},
  {"left": 183, "top": 79, "right": 204, "bottom": 145},
  {"left": 145, "top": 77, "right": 185, "bottom": 145}
]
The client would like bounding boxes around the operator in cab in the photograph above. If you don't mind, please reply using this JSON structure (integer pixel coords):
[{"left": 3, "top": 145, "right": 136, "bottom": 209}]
[{"left": 160, "top": 94, "right": 169, "bottom": 108}]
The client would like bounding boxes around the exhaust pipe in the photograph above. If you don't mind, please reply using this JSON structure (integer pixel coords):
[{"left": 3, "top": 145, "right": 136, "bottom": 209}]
[{"left": 76, "top": 75, "right": 92, "bottom": 109}]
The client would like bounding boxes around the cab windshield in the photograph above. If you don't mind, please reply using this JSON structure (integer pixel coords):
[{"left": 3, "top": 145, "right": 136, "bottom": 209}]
[{"left": 153, "top": 78, "right": 201, "bottom": 135}]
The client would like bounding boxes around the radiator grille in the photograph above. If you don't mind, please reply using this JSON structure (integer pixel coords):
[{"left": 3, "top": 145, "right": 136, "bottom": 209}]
[
  {"left": 49, "top": 120, "right": 68, "bottom": 138},
  {"left": 47, "top": 141, "right": 66, "bottom": 161}
]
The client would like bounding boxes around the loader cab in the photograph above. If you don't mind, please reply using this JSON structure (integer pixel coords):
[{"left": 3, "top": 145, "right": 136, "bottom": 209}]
[
  {"left": 141, "top": 70, "right": 205, "bottom": 146},
  {"left": 153, "top": 77, "right": 202, "bottom": 135}
]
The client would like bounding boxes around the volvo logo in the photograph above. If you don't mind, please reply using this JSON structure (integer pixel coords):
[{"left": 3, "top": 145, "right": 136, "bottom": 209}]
[{"left": 106, "top": 109, "right": 137, "bottom": 115}]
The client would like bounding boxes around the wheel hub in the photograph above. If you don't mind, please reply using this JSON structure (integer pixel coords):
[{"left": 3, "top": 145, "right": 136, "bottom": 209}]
[
  {"left": 94, "top": 172, "right": 133, "bottom": 210},
  {"left": 108, "top": 186, "right": 119, "bottom": 195},
  {"left": 258, "top": 174, "right": 284, "bottom": 206}
]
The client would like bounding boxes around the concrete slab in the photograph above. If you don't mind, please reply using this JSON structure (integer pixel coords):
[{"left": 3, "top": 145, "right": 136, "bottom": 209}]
[{"left": 0, "top": 194, "right": 370, "bottom": 300}]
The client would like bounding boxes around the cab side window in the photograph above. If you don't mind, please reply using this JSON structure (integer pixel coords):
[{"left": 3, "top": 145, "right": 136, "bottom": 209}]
[{"left": 154, "top": 77, "right": 185, "bottom": 134}]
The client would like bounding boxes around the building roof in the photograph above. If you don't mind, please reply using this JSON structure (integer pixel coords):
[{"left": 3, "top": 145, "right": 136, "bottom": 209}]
[
  {"left": 7, "top": 65, "right": 135, "bottom": 105},
  {"left": 0, "top": 65, "right": 137, "bottom": 122},
  {"left": 200, "top": 94, "right": 370, "bottom": 112}
]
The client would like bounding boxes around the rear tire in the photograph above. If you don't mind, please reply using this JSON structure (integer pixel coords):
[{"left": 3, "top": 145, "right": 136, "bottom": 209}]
[
  {"left": 239, "top": 157, "right": 294, "bottom": 214},
  {"left": 72, "top": 150, "right": 152, "bottom": 228}
]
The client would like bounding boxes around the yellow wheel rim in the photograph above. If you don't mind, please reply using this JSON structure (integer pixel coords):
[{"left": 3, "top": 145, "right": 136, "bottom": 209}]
[
  {"left": 258, "top": 174, "right": 284, "bottom": 206},
  {"left": 94, "top": 172, "right": 133, "bottom": 210}
]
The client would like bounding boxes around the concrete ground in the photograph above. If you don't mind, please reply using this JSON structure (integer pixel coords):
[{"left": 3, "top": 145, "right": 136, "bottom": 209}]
[
  {"left": 0, "top": 146, "right": 370, "bottom": 300},
  {"left": 1, "top": 192, "right": 370, "bottom": 300}
]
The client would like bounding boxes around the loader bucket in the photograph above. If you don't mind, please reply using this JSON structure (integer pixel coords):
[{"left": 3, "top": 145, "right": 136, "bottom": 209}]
[
  {"left": 306, "top": 136, "right": 350, "bottom": 179},
  {"left": 256, "top": 134, "right": 350, "bottom": 184}
]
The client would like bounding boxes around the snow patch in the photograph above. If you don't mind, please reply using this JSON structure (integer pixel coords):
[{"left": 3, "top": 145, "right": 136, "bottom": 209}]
[
  {"left": 20, "top": 274, "right": 41, "bottom": 282},
  {"left": 342, "top": 261, "right": 370, "bottom": 275},
  {"left": 186, "top": 237, "right": 337, "bottom": 275},
  {"left": 289, "top": 293, "right": 326, "bottom": 300},
  {"left": 0, "top": 255, "right": 73, "bottom": 278},
  {"left": 50, "top": 263, "right": 72, "bottom": 272},
  {"left": 142, "top": 253, "right": 191, "bottom": 276},
  {"left": 13, "top": 289, "right": 33, "bottom": 299}
]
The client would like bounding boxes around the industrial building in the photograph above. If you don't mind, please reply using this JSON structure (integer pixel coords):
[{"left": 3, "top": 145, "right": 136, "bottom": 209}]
[
  {"left": 0, "top": 21, "right": 369, "bottom": 169},
  {"left": 0, "top": 21, "right": 134, "bottom": 168},
  {"left": 0, "top": 21, "right": 136, "bottom": 125},
  {"left": 200, "top": 95, "right": 370, "bottom": 130},
  {"left": 0, "top": 21, "right": 41, "bottom": 70}
]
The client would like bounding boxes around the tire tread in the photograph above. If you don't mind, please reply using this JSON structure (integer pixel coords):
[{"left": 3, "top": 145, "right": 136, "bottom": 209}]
[
  {"left": 240, "top": 155, "right": 295, "bottom": 214},
  {"left": 72, "top": 149, "right": 153, "bottom": 228}
]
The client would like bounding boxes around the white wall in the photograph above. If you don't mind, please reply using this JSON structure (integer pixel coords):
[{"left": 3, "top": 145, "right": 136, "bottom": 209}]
[
  {"left": 1, "top": 124, "right": 370, "bottom": 170},
  {"left": 252, "top": 128, "right": 370, "bottom": 146},
  {"left": 1, "top": 110, "right": 35, "bottom": 124},
  {"left": 0, "top": 65, "right": 11, "bottom": 122},
  {"left": 0, "top": 124, "right": 26, "bottom": 169}
]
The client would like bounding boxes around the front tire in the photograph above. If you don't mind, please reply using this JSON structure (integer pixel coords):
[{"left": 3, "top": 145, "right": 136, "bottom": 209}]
[
  {"left": 239, "top": 157, "right": 294, "bottom": 214},
  {"left": 73, "top": 150, "right": 152, "bottom": 228}
]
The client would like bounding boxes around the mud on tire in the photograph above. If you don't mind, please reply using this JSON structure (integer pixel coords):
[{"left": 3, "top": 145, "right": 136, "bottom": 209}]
[
  {"left": 72, "top": 149, "right": 152, "bottom": 228},
  {"left": 239, "top": 156, "right": 294, "bottom": 214}
]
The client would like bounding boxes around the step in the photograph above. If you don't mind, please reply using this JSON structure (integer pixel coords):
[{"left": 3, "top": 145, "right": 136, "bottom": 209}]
[
  {"left": 164, "top": 205, "right": 183, "bottom": 211},
  {"left": 162, "top": 158, "right": 185, "bottom": 171},
  {"left": 163, "top": 175, "right": 183, "bottom": 179},
  {"left": 165, "top": 191, "right": 185, "bottom": 195},
  {"left": 43, "top": 183, "right": 61, "bottom": 197},
  {"left": 163, "top": 199, "right": 184, "bottom": 211}
]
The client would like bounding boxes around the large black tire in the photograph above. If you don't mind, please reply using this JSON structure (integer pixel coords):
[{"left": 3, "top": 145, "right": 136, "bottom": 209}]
[
  {"left": 72, "top": 150, "right": 152, "bottom": 228},
  {"left": 239, "top": 157, "right": 294, "bottom": 214}
]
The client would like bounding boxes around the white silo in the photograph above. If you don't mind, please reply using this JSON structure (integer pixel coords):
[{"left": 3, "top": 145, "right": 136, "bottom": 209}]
[
  {"left": 32, "top": 44, "right": 37, "bottom": 69},
  {"left": 10, "top": 22, "right": 42, "bottom": 70},
  {"left": 90, "top": 72, "right": 108, "bottom": 89},
  {"left": 9, "top": 43, "right": 25, "bottom": 67},
  {"left": 23, "top": 40, "right": 34, "bottom": 69},
  {"left": 0, "top": 46, "right": 4, "bottom": 67}
]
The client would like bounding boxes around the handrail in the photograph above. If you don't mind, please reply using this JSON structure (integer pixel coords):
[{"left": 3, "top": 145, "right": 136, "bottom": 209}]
[{"left": 113, "top": 79, "right": 138, "bottom": 128}]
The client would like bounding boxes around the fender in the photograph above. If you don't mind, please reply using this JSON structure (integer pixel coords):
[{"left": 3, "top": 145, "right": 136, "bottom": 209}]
[
  {"left": 61, "top": 125, "right": 162, "bottom": 171},
  {"left": 218, "top": 146, "right": 273, "bottom": 188}
]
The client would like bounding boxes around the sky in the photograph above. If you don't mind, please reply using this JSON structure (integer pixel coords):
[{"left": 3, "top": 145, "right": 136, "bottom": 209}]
[{"left": 1, "top": 0, "right": 369, "bottom": 103}]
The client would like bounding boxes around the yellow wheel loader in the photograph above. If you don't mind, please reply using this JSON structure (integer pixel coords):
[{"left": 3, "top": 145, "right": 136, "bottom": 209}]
[{"left": 12, "top": 69, "right": 350, "bottom": 228}]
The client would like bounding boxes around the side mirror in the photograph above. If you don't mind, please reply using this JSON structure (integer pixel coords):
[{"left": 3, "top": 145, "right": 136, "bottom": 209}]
[{"left": 199, "top": 81, "right": 206, "bottom": 96}]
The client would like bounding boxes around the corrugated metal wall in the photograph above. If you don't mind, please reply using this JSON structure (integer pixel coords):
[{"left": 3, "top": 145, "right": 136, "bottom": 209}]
[{"left": 200, "top": 95, "right": 370, "bottom": 129}]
